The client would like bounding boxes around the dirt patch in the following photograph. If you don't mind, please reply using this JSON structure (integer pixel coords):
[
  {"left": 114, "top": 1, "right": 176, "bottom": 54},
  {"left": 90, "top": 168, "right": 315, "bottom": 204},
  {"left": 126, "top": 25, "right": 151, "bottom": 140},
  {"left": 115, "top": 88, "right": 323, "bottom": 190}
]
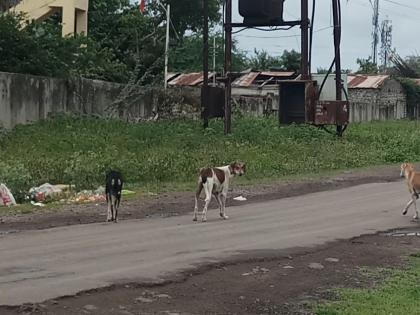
[
  {"left": 2, "top": 229, "right": 420, "bottom": 315},
  {"left": 0, "top": 165, "right": 402, "bottom": 232}
]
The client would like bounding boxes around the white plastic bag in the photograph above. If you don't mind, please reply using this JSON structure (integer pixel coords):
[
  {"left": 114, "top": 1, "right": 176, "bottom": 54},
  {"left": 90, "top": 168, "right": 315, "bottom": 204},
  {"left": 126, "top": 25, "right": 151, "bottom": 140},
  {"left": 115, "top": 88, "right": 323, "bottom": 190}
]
[{"left": 0, "top": 183, "right": 17, "bottom": 207}]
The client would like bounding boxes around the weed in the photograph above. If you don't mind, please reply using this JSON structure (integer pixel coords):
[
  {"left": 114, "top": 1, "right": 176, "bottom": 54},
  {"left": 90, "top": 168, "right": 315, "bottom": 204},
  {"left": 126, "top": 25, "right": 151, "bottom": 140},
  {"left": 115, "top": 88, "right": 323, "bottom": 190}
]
[
  {"left": 0, "top": 116, "right": 418, "bottom": 199},
  {"left": 314, "top": 257, "right": 420, "bottom": 315}
]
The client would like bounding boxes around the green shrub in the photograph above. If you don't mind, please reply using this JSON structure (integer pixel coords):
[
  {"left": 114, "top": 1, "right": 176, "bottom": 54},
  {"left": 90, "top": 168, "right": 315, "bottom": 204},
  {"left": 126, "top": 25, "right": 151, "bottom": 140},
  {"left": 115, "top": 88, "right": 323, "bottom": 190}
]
[{"left": 0, "top": 162, "right": 33, "bottom": 202}]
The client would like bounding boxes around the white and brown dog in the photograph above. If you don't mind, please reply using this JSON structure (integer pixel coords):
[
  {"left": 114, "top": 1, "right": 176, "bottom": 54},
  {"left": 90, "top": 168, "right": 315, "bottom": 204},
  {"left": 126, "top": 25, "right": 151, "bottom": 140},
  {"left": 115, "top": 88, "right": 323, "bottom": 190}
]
[
  {"left": 400, "top": 163, "right": 420, "bottom": 219},
  {"left": 193, "top": 162, "right": 246, "bottom": 222}
]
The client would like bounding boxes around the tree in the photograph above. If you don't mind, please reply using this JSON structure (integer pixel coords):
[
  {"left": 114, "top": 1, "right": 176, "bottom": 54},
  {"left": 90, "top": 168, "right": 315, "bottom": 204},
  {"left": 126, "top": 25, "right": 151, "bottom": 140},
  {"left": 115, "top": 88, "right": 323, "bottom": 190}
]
[
  {"left": 356, "top": 57, "right": 379, "bottom": 74},
  {"left": 87, "top": 0, "right": 223, "bottom": 84},
  {"left": 169, "top": 33, "right": 248, "bottom": 73},
  {"left": 1, "top": 0, "right": 225, "bottom": 84},
  {"left": 317, "top": 67, "right": 352, "bottom": 74},
  {"left": 278, "top": 49, "right": 301, "bottom": 72},
  {"left": 248, "top": 49, "right": 282, "bottom": 71},
  {"left": 146, "top": 0, "right": 222, "bottom": 35},
  {"left": 391, "top": 54, "right": 420, "bottom": 78},
  {"left": 317, "top": 68, "right": 329, "bottom": 74},
  {"left": 247, "top": 49, "right": 301, "bottom": 72},
  {"left": 0, "top": 13, "right": 128, "bottom": 82}
]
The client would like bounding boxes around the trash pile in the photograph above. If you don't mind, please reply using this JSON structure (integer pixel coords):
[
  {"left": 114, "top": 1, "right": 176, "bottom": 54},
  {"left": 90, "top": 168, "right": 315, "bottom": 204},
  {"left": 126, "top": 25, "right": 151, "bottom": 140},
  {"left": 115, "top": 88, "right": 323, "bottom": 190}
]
[
  {"left": 68, "top": 187, "right": 106, "bottom": 203},
  {"left": 29, "top": 183, "right": 72, "bottom": 202},
  {"left": 0, "top": 182, "right": 136, "bottom": 207}
]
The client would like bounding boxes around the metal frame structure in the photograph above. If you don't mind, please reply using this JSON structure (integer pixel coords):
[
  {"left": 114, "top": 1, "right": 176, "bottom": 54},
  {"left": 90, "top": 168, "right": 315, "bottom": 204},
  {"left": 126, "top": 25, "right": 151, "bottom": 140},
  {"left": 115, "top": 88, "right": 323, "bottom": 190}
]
[{"left": 202, "top": 0, "right": 348, "bottom": 136}]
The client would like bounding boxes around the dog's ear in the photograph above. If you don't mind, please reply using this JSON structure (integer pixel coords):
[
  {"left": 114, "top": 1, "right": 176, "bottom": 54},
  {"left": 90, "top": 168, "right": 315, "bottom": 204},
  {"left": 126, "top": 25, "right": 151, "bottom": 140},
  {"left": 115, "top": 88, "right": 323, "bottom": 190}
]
[{"left": 242, "top": 163, "right": 246, "bottom": 172}]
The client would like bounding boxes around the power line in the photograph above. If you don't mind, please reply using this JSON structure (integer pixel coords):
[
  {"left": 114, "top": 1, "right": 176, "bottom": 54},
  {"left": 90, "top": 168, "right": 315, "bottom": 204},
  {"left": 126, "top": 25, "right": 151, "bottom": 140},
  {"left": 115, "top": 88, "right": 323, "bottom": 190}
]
[
  {"left": 234, "top": 26, "right": 333, "bottom": 39},
  {"left": 352, "top": 0, "right": 419, "bottom": 21},
  {"left": 381, "top": 0, "right": 420, "bottom": 12}
]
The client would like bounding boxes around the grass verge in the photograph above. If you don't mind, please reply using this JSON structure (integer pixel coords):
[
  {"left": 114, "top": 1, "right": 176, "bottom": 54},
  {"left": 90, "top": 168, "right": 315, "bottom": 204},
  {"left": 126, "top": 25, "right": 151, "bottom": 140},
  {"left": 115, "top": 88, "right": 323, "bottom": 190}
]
[
  {"left": 0, "top": 115, "right": 419, "bottom": 201},
  {"left": 314, "top": 256, "right": 420, "bottom": 315}
]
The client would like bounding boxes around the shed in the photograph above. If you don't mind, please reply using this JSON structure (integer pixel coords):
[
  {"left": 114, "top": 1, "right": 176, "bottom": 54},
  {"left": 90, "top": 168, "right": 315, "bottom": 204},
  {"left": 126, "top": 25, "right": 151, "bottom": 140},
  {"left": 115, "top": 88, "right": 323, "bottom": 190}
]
[{"left": 347, "top": 75, "right": 406, "bottom": 122}]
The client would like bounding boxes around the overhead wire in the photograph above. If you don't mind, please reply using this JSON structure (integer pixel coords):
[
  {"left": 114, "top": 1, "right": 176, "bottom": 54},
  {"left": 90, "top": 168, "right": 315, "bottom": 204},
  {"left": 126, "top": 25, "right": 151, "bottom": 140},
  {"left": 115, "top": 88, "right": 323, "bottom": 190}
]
[{"left": 234, "top": 25, "right": 332, "bottom": 39}]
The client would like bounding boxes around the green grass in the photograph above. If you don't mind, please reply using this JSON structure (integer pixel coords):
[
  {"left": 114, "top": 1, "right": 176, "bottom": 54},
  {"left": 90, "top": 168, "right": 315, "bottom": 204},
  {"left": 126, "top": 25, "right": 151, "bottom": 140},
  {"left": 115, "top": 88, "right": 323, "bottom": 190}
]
[
  {"left": 315, "top": 257, "right": 420, "bottom": 315},
  {"left": 1, "top": 115, "right": 420, "bottom": 201}
]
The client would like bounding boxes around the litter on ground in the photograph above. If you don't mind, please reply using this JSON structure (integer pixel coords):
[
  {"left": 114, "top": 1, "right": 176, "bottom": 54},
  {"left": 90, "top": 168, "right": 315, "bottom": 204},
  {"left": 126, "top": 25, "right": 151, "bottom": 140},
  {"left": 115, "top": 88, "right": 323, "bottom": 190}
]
[{"left": 0, "top": 184, "right": 16, "bottom": 207}]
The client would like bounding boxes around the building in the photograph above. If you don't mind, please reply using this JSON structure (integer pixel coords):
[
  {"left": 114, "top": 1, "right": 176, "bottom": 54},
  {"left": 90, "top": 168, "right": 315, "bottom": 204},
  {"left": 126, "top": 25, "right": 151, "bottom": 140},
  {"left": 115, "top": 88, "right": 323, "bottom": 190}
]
[
  {"left": 9, "top": 0, "right": 88, "bottom": 37},
  {"left": 167, "top": 70, "right": 296, "bottom": 117},
  {"left": 347, "top": 75, "right": 406, "bottom": 122},
  {"left": 165, "top": 72, "right": 408, "bottom": 122}
]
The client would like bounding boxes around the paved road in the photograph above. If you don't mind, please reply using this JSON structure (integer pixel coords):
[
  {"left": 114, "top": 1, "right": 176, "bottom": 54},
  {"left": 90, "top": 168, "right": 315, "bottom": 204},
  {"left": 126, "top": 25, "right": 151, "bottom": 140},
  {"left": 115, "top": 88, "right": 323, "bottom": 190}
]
[{"left": 0, "top": 182, "right": 415, "bottom": 305}]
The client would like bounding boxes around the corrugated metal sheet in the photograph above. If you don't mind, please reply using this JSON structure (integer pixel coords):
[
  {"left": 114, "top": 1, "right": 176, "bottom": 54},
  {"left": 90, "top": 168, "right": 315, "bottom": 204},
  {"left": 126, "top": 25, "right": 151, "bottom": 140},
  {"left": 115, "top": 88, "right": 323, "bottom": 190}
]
[
  {"left": 260, "top": 71, "right": 295, "bottom": 77},
  {"left": 347, "top": 75, "right": 389, "bottom": 89},
  {"left": 413, "top": 79, "right": 420, "bottom": 86},
  {"left": 232, "top": 72, "right": 260, "bottom": 87},
  {"left": 232, "top": 71, "right": 295, "bottom": 87},
  {"left": 166, "top": 72, "right": 180, "bottom": 82},
  {"left": 168, "top": 72, "right": 215, "bottom": 86}
]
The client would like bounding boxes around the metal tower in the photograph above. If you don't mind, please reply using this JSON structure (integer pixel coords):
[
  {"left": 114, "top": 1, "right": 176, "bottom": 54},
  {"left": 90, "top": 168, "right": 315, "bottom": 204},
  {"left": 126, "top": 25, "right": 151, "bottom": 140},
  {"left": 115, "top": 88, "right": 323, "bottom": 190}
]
[{"left": 380, "top": 18, "right": 392, "bottom": 70}]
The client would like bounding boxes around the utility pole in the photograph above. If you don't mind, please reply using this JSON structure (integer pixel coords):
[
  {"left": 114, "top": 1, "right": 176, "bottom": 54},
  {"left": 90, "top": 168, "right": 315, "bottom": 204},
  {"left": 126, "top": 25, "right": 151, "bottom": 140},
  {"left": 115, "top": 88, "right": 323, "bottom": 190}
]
[
  {"left": 164, "top": 4, "right": 170, "bottom": 90},
  {"left": 300, "top": 0, "right": 309, "bottom": 79},
  {"left": 371, "top": 0, "right": 379, "bottom": 65},
  {"left": 224, "top": 0, "right": 232, "bottom": 135},
  {"left": 203, "top": 0, "right": 209, "bottom": 128},
  {"left": 213, "top": 36, "right": 216, "bottom": 86},
  {"left": 332, "top": 0, "right": 343, "bottom": 136}
]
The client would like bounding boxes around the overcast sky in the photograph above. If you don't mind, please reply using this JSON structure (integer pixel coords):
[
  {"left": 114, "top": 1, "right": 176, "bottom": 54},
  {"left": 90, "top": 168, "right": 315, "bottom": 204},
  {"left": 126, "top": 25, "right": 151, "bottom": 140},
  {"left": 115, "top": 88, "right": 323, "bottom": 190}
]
[{"left": 229, "top": 0, "right": 420, "bottom": 72}]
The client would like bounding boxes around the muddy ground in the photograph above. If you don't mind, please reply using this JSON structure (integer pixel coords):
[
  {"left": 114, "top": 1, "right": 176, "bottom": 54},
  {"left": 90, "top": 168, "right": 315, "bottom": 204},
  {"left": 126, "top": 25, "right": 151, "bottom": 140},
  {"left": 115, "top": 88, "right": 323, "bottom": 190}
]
[
  {"left": 1, "top": 229, "right": 420, "bottom": 315},
  {"left": 0, "top": 165, "right": 402, "bottom": 233}
]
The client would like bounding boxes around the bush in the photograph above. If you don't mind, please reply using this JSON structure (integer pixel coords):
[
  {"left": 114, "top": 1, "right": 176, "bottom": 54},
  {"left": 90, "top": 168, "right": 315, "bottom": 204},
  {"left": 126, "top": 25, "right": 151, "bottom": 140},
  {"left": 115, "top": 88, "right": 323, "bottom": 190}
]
[{"left": 0, "top": 162, "right": 33, "bottom": 202}]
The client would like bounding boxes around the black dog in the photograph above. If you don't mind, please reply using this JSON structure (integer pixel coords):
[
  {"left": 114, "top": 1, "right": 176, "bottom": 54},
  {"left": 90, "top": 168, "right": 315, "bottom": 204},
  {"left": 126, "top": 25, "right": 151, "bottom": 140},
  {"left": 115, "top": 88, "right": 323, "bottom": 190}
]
[{"left": 105, "top": 170, "right": 123, "bottom": 222}]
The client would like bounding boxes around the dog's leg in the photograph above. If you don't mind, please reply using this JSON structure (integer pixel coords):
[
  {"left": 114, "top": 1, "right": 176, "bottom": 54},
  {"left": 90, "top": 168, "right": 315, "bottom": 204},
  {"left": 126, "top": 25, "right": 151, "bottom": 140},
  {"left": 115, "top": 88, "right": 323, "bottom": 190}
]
[
  {"left": 194, "top": 182, "right": 203, "bottom": 221},
  {"left": 220, "top": 192, "right": 228, "bottom": 220},
  {"left": 214, "top": 192, "right": 223, "bottom": 218},
  {"left": 201, "top": 182, "right": 212, "bottom": 222},
  {"left": 403, "top": 199, "right": 414, "bottom": 215},
  {"left": 114, "top": 196, "right": 119, "bottom": 223},
  {"left": 413, "top": 194, "right": 419, "bottom": 220},
  {"left": 106, "top": 193, "right": 112, "bottom": 222},
  {"left": 110, "top": 195, "right": 116, "bottom": 221}
]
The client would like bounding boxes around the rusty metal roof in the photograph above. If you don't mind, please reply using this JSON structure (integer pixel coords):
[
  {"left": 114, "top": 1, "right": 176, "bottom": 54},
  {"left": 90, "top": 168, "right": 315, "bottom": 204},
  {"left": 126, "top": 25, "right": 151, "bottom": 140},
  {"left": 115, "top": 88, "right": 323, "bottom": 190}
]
[
  {"left": 168, "top": 72, "right": 215, "bottom": 86},
  {"left": 347, "top": 75, "right": 389, "bottom": 89},
  {"left": 232, "top": 72, "right": 260, "bottom": 87},
  {"left": 232, "top": 71, "right": 295, "bottom": 87},
  {"left": 166, "top": 72, "right": 179, "bottom": 81},
  {"left": 260, "top": 71, "right": 295, "bottom": 77},
  {"left": 413, "top": 79, "right": 420, "bottom": 86}
]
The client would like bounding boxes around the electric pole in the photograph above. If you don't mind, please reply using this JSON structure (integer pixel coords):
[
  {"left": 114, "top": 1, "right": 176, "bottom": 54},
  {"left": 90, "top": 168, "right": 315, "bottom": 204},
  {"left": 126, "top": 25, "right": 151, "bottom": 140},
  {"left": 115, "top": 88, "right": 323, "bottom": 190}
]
[
  {"left": 213, "top": 36, "right": 216, "bottom": 86},
  {"left": 224, "top": 0, "right": 232, "bottom": 135},
  {"left": 371, "top": 0, "right": 380, "bottom": 65},
  {"left": 332, "top": 0, "right": 343, "bottom": 136},
  {"left": 164, "top": 4, "right": 170, "bottom": 90},
  {"left": 203, "top": 0, "right": 209, "bottom": 128}
]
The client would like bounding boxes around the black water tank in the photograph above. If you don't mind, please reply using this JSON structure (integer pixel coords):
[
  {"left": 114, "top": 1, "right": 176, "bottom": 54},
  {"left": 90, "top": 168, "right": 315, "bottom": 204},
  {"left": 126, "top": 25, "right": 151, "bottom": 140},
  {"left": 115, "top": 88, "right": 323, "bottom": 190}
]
[{"left": 239, "top": 0, "right": 285, "bottom": 25}]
